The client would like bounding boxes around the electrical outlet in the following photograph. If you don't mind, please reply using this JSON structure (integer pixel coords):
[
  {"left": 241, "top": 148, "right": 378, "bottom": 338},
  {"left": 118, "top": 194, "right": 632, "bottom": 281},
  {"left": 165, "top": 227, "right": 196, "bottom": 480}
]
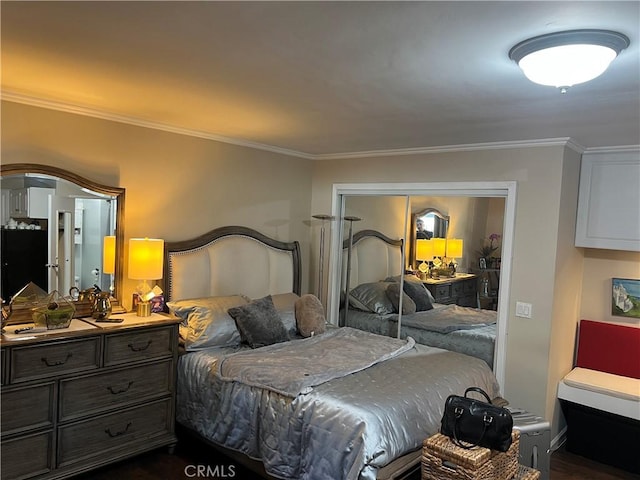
[{"left": 515, "top": 301, "right": 533, "bottom": 318}]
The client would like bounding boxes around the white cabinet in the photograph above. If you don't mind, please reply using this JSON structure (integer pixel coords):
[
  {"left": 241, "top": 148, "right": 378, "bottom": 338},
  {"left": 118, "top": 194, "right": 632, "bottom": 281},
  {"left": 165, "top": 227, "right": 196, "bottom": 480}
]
[
  {"left": 575, "top": 148, "right": 640, "bottom": 251},
  {"left": 8, "top": 187, "right": 54, "bottom": 219}
]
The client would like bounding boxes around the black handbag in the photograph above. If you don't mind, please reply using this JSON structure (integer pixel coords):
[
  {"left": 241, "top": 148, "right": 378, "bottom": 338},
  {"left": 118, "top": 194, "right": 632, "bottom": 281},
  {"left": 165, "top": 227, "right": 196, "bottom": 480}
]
[{"left": 440, "top": 386, "right": 513, "bottom": 452}]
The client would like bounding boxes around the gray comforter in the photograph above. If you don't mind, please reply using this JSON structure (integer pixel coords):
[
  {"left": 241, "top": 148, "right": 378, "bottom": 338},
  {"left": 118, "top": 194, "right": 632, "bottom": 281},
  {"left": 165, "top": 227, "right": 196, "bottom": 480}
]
[
  {"left": 176, "top": 327, "right": 501, "bottom": 480},
  {"left": 217, "top": 327, "right": 415, "bottom": 397},
  {"left": 346, "top": 305, "right": 497, "bottom": 367},
  {"left": 391, "top": 304, "right": 496, "bottom": 333}
]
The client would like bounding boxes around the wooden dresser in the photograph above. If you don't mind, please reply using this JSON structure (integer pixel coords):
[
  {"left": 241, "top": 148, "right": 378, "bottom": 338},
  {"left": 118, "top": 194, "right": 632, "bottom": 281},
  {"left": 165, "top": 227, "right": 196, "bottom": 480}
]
[
  {"left": 0, "top": 313, "right": 179, "bottom": 480},
  {"left": 423, "top": 273, "right": 477, "bottom": 307}
]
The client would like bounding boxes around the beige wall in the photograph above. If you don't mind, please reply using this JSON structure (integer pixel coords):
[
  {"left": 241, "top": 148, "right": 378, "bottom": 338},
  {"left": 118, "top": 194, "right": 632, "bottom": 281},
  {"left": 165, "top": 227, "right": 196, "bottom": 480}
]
[
  {"left": 581, "top": 249, "right": 640, "bottom": 325},
  {"left": 1, "top": 101, "right": 314, "bottom": 307}
]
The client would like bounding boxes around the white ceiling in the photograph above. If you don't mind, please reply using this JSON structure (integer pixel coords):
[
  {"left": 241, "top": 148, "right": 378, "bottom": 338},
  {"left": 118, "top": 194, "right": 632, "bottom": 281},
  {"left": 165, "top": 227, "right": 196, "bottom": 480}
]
[{"left": 2, "top": 1, "right": 639, "bottom": 158}]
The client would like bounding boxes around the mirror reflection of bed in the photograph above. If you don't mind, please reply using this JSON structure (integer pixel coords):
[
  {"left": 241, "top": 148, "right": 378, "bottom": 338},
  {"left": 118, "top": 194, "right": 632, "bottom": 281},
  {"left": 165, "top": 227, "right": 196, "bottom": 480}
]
[
  {"left": 164, "top": 225, "right": 502, "bottom": 480},
  {"left": 341, "top": 229, "right": 498, "bottom": 368},
  {"left": 338, "top": 194, "right": 505, "bottom": 371}
]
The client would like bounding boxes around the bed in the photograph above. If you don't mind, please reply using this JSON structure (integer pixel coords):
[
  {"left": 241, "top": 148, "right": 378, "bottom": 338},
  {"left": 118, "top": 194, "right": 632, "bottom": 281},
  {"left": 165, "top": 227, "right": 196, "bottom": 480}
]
[
  {"left": 341, "top": 229, "right": 497, "bottom": 368},
  {"left": 164, "top": 225, "right": 502, "bottom": 480}
]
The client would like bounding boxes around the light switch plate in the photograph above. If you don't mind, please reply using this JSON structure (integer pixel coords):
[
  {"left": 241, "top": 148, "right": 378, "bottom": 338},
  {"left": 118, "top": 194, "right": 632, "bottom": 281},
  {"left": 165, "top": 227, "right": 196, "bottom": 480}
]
[{"left": 515, "top": 301, "right": 533, "bottom": 318}]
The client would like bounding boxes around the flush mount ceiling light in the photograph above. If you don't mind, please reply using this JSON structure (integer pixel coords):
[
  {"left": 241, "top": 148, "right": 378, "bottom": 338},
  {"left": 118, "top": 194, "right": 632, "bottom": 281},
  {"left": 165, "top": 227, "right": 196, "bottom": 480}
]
[{"left": 509, "top": 29, "right": 630, "bottom": 93}]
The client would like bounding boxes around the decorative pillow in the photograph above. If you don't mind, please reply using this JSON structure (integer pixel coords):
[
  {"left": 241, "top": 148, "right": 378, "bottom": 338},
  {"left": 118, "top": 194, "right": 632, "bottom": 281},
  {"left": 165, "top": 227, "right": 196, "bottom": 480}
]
[
  {"left": 270, "top": 292, "right": 300, "bottom": 336},
  {"left": 228, "top": 295, "right": 290, "bottom": 348},
  {"left": 167, "top": 295, "right": 249, "bottom": 350},
  {"left": 348, "top": 282, "right": 395, "bottom": 315},
  {"left": 294, "top": 294, "right": 326, "bottom": 337},
  {"left": 385, "top": 283, "right": 417, "bottom": 315},
  {"left": 385, "top": 275, "right": 434, "bottom": 311}
]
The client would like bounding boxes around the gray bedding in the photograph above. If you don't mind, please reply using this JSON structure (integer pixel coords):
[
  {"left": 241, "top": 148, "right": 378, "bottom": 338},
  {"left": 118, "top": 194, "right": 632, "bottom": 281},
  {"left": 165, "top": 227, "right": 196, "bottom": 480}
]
[
  {"left": 345, "top": 305, "right": 497, "bottom": 367},
  {"left": 176, "top": 327, "right": 501, "bottom": 480},
  {"left": 218, "top": 327, "right": 415, "bottom": 397}
]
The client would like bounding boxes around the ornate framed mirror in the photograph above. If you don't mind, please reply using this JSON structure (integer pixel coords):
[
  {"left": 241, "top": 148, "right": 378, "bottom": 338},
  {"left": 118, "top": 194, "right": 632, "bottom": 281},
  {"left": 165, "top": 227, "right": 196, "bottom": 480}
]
[
  {"left": 1, "top": 164, "right": 125, "bottom": 308},
  {"left": 409, "top": 207, "right": 449, "bottom": 269}
]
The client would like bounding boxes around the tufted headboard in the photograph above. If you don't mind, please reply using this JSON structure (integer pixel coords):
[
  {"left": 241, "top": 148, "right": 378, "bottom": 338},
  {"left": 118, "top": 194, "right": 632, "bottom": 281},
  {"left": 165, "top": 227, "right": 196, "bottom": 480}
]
[
  {"left": 163, "top": 226, "right": 301, "bottom": 302},
  {"left": 342, "top": 230, "right": 404, "bottom": 289}
]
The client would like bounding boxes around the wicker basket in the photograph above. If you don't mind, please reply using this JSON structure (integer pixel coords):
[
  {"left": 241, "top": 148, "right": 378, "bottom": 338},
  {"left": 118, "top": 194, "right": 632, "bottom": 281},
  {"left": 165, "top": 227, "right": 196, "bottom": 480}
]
[
  {"left": 421, "top": 430, "right": 519, "bottom": 480},
  {"left": 513, "top": 464, "right": 541, "bottom": 480}
]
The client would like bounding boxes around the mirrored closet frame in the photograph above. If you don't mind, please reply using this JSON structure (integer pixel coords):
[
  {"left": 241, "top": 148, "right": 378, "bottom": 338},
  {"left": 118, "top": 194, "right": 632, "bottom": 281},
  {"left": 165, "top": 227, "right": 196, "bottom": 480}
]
[
  {"left": 327, "top": 181, "right": 518, "bottom": 389},
  {"left": 1, "top": 163, "right": 126, "bottom": 304}
]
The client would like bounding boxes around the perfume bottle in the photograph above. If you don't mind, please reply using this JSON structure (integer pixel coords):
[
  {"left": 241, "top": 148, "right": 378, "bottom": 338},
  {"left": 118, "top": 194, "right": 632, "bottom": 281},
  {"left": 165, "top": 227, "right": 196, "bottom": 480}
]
[{"left": 480, "top": 277, "right": 490, "bottom": 297}]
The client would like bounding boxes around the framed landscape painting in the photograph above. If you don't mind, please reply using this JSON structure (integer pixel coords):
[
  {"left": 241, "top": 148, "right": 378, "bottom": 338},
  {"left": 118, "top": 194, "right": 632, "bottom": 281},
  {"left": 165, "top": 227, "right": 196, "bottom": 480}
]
[{"left": 612, "top": 278, "right": 640, "bottom": 319}]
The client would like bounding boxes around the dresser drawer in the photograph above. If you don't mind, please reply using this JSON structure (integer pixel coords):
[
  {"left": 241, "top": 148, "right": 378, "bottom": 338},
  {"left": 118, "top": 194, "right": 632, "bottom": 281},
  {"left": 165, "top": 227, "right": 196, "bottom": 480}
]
[
  {"left": 59, "top": 360, "right": 173, "bottom": 421},
  {"left": 104, "top": 326, "right": 173, "bottom": 366},
  {"left": 433, "top": 284, "right": 451, "bottom": 302},
  {"left": 1, "top": 348, "right": 6, "bottom": 386},
  {"left": 463, "top": 279, "right": 477, "bottom": 294},
  {"left": 57, "top": 398, "right": 172, "bottom": 467},
  {"left": 452, "top": 281, "right": 465, "bottom": 296},
  {"left": 1, "top": 430, "right": 53, "bottom": 480},
  {"left": 1, "top": 382, "right": 55, "bottom": 436},
  {"left": 10, "top": 337, "right": 100, "bottom": 384}
]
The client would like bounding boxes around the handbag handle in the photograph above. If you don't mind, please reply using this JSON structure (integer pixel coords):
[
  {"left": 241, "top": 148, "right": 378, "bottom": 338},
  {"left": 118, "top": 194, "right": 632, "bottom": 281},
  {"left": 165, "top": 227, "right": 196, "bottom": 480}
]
[
  {"left": 464, "top": 386, "right": 492, "bottom": 403},
  {"left": 452, "top": 408, "right": 494, "bottom": 450}
]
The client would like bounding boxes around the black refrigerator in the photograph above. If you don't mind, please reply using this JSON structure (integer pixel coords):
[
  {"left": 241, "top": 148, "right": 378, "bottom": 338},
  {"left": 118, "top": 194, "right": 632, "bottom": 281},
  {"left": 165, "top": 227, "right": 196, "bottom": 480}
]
[{"left": 1, "top": 229, "right": 48, "bottom": 301}]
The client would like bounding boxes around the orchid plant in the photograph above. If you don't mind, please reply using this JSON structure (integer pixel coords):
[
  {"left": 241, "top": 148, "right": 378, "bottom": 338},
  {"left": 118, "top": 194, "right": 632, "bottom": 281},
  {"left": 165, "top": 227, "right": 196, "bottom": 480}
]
[{"left": 477, "top": 233, "right": 501, "bottom": 258}]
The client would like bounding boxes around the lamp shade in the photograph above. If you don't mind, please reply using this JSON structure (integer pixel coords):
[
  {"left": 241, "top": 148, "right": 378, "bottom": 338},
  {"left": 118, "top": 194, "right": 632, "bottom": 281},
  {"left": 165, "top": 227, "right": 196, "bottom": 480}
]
[
  {"left": 432, "top": 238, "right": 446, "bottom": 257},
  {"left": 416, "top": 239, "right": 433, "bottom": 261},
  {"left": 128, "top": 238, "right": 164, "bottom": 280},
  {"left": 509, "top": 29, "right": 629, "bottom": 90},
  {"left": 102, "top": 236, "right": 116, "bottom": 275},
  {"left": 446, "top": 238, "right": 464, "bottom": 259}
]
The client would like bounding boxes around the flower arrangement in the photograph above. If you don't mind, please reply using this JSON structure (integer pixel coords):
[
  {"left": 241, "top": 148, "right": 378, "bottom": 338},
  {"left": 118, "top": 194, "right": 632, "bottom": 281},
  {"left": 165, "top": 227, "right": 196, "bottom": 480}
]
[{"left": 477, "top": 233, "right": 501, "bottom": 258}]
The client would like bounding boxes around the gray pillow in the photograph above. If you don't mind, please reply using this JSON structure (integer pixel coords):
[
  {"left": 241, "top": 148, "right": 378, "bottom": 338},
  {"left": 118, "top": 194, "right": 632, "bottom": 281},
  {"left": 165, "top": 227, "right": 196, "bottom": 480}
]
[
  {"left": 348, "top": 282, "right": 395, "bottom": 315},
  {"left": 266, "top": 292, "right": 300, "bottom": 336},
  {"left": 385, "top": 275, "right": 434, "bottom": 311},
  {"left": 294, "top": 294, "right": 326, "bottom": 337},
  {"left": 385, "top": 283, "right": 417, "bottom": 315},
  {"left": 228, "top": 295, "right": 289, "bottom": 348}
]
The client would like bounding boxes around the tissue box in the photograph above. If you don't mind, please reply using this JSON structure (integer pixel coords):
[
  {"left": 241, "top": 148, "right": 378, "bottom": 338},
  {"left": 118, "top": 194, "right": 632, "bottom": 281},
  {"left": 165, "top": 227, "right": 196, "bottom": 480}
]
[{"left": 132, "top": 294, "right": 165, "bottom": 313}]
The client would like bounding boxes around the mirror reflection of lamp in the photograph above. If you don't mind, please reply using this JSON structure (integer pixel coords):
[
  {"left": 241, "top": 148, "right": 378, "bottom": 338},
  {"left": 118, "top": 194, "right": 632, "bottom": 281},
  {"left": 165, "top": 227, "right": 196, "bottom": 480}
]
[
  {"left": 416, "top": 239, "right": 433, "bottom": 280},
  {"left": 103, "top": 236, "right": 116, "bottom": 296},
  {"left": 445, "top": 238, "right": 464, "bottom": 274},
  {"left": 128, "top": 238, "right": 164, "bottom": 317}
]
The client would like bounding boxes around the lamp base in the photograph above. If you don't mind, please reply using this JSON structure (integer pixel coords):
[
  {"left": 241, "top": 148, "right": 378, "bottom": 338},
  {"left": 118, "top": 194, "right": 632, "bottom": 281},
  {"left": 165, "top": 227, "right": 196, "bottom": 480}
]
[{"left": 136, "top": 301, "right": 151, "bottom": 317}]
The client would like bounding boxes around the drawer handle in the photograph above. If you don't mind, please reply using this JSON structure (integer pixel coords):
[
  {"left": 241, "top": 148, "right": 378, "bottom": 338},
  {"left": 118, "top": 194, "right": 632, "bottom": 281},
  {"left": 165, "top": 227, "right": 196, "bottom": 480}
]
[
  {"left": 105, "top": 421, "right": 132, "bottom": 438},
  {"left": 128, "top": 339, "right": 152, "bottom": 352},
  {"left": 107, "top": 381, "right": 134, "bottom": 395},
  {"left": 41, "top": 352, "right": 72, "bottom": 367}
]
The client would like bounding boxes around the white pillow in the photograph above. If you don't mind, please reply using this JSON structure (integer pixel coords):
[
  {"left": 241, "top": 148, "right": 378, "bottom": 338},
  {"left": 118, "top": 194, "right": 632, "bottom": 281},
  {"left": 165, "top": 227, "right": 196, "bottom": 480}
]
[{"left": 168, "top": 295, "right": 249, "bottom": 350}]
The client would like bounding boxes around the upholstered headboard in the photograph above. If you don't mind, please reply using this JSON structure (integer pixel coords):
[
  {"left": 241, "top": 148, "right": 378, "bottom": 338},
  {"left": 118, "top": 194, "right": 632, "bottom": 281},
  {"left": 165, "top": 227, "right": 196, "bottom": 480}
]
[
  {"left": 342, "top": 230, "right": 403, "bottom": 289},
  {"left": 163, "top": 226, "right": 301, "bottom": 302}
]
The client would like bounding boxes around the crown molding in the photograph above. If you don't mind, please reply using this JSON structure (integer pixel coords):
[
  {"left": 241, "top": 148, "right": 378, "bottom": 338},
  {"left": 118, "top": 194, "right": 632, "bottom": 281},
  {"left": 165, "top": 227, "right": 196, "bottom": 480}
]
[
  {"left": 2, "top": 90, "right": 586, "bottom": 159},
  {"left": 1, "top": 91, "right": 314, "bottom": 160},
  {"left": 582, "top": 144, "right": 640, "bottom": 154},
  {"left": 313, "top": 137, "right": 585, "bottom": 159}
]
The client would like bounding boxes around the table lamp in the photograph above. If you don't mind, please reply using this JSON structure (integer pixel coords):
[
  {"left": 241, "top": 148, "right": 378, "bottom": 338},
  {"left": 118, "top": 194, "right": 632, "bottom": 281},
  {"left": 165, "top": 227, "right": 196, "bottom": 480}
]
[
  {"left": 416, "top": 239, "right": 434, "bottom": 279},
  {"left": 445, "top": 238, "right": 464, "bottom": 274},
  {"left": 103, "top": 235, "right": 116, "bottom": 295},
  {"left": 128, "top": 237, "right": 164, "bottom": 316}
]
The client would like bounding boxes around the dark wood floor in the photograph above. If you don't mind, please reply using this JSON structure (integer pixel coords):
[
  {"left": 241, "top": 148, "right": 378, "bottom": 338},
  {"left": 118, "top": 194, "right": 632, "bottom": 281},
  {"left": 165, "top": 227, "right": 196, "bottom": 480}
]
[{"left": 77, "top": 433, "right": 639, "bottom": 480}]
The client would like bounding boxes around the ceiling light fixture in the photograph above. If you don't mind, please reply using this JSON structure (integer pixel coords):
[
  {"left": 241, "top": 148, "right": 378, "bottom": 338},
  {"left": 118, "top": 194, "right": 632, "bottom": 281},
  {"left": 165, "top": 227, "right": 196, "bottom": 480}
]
[{"left": 509, "top": 29, "right": 630, "bottom": 93}]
